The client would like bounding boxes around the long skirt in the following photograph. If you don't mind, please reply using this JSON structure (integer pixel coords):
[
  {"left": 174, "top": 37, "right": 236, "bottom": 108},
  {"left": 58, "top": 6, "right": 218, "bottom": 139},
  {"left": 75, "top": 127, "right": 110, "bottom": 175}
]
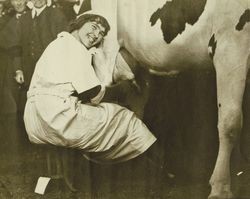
[{"left": 24, "top": 92, "right": 156, "bottom": 164}]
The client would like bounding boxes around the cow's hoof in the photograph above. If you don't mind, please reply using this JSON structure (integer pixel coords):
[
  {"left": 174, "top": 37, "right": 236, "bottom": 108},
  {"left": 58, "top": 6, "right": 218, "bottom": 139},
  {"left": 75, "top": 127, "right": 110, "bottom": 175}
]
[{"left": 208, "top": 192, "right": 234, "bottom": 199}]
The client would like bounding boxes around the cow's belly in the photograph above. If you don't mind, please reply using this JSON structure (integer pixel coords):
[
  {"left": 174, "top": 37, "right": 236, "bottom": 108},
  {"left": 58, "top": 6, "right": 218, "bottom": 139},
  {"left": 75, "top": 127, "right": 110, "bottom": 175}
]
[
  {"left": 116, "top": 0, "right": 214, "bottom": 71},
  {"left": 120, "top": 34, "right": 212, "bottom": 71},
  {"left": 116, "top": 0, "right": 250, "bottom": 71}
]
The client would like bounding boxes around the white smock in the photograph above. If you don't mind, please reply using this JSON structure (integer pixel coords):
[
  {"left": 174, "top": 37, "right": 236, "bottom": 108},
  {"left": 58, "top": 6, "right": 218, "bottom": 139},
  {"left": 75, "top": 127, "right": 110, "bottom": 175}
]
[{"left": 24, "top": 32, "right": 156, "bottom": 163}]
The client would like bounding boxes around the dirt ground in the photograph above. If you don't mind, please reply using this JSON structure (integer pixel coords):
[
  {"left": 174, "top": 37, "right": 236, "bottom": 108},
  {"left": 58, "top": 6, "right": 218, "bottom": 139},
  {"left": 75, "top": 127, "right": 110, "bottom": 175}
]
[{"left": 1, "top": 71, "right": 250, "bottom": 199}]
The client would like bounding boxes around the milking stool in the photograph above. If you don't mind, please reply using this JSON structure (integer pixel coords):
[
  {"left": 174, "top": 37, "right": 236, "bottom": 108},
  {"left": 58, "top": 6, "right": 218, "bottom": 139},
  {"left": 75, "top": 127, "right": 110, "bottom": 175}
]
[{"left": 44, "top": 145, "right": 77, "bottom": 192}]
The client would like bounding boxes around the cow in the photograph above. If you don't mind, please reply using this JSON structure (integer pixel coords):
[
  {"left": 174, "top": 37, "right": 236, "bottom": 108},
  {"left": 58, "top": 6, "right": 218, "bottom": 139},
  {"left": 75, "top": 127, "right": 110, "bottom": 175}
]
[{"left": 88, "top": 0, "right": 250, "bottom": 198}]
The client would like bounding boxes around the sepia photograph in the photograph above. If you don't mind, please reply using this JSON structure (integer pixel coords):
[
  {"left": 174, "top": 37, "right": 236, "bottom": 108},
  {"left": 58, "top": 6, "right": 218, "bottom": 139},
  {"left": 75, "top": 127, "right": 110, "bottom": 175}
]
[{"left": 0, "top": 0, "right": 250, "bottom": 198}]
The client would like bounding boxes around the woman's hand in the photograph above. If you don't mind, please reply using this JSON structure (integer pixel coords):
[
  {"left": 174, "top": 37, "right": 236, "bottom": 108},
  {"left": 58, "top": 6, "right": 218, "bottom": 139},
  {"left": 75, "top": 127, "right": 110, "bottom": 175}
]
[
  {"left": 92, "top": 49, "right": 113, "bottom": 86},
  {"left": 92, "top": 48, "right": 107, "bottom": 69}
]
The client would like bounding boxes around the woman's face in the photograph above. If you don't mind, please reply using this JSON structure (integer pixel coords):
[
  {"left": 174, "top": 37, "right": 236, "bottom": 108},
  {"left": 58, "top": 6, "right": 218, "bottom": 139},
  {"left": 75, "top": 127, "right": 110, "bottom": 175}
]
[{"left": 78, "top": 21, "right": 106, "bottom": 49}]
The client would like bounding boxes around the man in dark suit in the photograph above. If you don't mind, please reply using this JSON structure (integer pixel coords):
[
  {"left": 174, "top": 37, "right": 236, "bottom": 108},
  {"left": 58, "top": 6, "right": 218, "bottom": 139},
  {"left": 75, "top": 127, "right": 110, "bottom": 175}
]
[
  {"left": 57, "top": 0, "right": 91, "bottom": 21},
  {"left": 13, "top": 0, "right": 68, "bottom": 111},
  {"left": 0, "top": 0, "right": 14, "bottom": 116},
  {"left": 1, "top": 0, "right": 27, "bottom": 116},
  {"left": 0, "top": 0, "right": 27, "bottom": 158}
]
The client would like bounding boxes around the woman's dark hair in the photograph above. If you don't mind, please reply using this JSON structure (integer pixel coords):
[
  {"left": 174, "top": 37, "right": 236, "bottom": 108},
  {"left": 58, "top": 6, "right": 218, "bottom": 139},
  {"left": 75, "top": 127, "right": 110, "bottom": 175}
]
[{"left": 69, "top": 13, "right": 111, "bottom": 36}]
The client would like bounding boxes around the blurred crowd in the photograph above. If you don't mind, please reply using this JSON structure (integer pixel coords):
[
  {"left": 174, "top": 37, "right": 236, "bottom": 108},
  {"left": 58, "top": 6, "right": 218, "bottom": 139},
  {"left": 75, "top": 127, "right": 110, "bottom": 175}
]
[
  {"left": 0, "top": 0, "right": 93, "bottom": 160},
  {"left": 0, "top": 0, "right": 91, "bottom": 117}
]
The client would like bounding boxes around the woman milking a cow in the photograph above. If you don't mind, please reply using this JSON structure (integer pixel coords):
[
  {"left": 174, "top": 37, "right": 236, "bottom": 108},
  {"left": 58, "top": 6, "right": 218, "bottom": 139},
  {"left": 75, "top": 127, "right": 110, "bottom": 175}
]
[{"left": 23, "top": 13, "right": 164, "bottom": 169}]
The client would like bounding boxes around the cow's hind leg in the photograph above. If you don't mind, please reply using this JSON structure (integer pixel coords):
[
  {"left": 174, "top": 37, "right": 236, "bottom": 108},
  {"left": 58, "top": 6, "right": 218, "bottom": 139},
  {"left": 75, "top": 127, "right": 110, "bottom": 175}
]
[{"left": 208, "top": 34, "right": 250, "bottom": 199}]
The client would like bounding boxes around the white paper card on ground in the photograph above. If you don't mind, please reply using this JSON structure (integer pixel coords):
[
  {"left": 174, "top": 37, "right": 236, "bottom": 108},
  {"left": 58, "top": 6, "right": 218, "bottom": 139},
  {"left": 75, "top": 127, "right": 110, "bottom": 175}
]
[{"left": 34, "top": 177, "right": 51, "bottom": 195}]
